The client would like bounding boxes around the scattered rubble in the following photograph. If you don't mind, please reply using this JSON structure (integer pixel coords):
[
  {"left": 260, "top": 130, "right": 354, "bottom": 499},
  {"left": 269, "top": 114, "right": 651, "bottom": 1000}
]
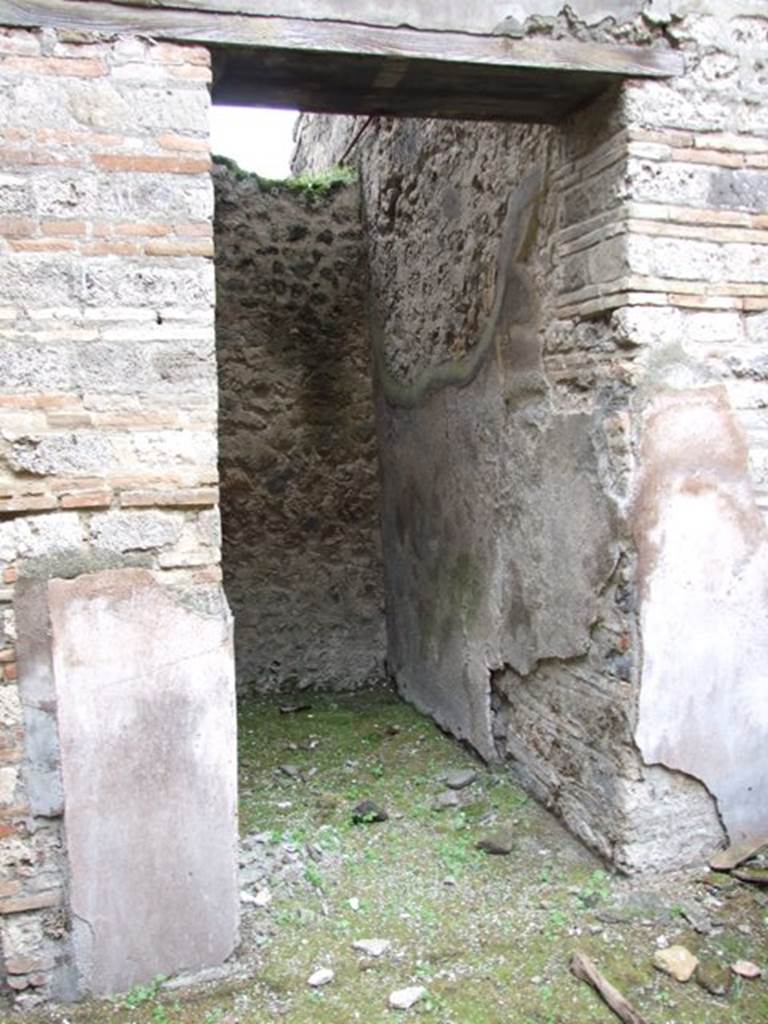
[
  {"left": 388, "top": 985, "right": 427, "bottom": 1010},
  {"left": 653, "top": 945, "right": 699, "bottom": 982}
]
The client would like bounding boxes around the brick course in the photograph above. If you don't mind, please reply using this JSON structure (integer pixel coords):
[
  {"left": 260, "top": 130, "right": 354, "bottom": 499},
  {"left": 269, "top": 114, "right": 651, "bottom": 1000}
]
[{"left": 0, "top": 27, "right": 220, "bottom": 1005}]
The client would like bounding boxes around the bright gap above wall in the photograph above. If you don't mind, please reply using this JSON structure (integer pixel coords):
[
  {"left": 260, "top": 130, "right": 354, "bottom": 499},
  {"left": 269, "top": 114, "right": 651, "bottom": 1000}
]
[{"left": 210, "top": 105, "right": 299, "bottom": 178}]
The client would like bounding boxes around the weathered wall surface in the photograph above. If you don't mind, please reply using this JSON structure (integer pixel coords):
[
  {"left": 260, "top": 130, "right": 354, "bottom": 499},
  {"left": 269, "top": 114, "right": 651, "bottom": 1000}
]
[
  {"left": 292, "top": 0, "right": 768, "bottom": 871},
  {"left": 616, "top": 9, "right": 768, "bottom": 846},
  {"left": 19, "top": 570, "right": 237, "bottom": 998},
  {"left": 214, "top": 165, "right": 385, "bottom": 693},
  {"left": 0, "top": 29, "right": 235, "bottom": 1004},
  {"left": 297, "top": 106, "right": 703, "bottom": 872}
]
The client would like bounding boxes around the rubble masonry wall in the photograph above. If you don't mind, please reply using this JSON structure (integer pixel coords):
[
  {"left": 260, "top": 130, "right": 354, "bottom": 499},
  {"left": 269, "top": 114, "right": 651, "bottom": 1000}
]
[{"left": 214, "top": 165, "right": 386, "bottom": 694}]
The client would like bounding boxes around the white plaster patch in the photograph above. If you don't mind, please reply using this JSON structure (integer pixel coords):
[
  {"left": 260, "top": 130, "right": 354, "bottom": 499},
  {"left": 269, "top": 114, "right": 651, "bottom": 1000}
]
[{"left": 635, "top": 390, "right": 768, "bottom": 842}]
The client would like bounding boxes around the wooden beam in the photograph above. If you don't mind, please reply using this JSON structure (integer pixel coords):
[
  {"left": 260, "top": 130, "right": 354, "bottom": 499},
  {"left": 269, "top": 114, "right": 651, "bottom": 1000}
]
[
  {"left": 0, "top": 1, "right": 684, "bottom": 78},
  {"left": 0, "top": 0, "right": 684, "bottom": 124}
]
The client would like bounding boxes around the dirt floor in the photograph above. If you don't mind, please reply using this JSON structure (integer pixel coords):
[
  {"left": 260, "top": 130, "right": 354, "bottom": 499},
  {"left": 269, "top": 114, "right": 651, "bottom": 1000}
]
[{"left": 11, "top": 689, "right": 768, "bottom": 1024}]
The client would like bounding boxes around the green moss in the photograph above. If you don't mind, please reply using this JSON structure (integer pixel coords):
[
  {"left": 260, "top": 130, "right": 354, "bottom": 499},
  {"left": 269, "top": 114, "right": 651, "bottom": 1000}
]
[{"left": 213, "top": 154, "right": 357, "bottom": 197}]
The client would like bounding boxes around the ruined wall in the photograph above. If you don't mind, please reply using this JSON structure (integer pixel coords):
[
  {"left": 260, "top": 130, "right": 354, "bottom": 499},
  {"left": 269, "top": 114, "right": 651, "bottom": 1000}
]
[
  {"left": 297, "top": 105, "right": 698, "bottom": 872},
  {"left": 616, "top": 9, "right": 768, "bottom": 847},
  {"left": 0, "top": 29, "right": 237, "bottom": 1004},
  {"left": 214, "top": 164, "right": 386, "bottom": 693},
  {"left": 292, "top": 0, "right": 768, "bottom": 872}
]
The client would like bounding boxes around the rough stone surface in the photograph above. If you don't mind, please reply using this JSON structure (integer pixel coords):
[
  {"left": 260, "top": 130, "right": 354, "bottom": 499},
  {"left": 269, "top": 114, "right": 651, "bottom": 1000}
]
[
  {"left": 214, "top": 164, "right": 385, "bottom": 693},
  {"left": 295, "top": 106, "right": 672, "bottom": 870},
  {"left": 653, "top": 945, "right": 699, "bottom": 983},
  {"left": 389, "top": 985, "right": 427, "bottom": 1010},
  {"left": 0, "top": 29, "right": 228, "bottom": 1006},
  {"left": 294, "top": 0, "right": 768, "bottom": 873}
]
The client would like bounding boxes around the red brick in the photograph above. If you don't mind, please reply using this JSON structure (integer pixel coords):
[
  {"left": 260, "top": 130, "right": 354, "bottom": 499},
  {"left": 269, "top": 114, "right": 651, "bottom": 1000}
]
[
  {"left": 145, "top": 238, "right": 214, "bottom": 257},
  {"left": 9, "top": 239, "right": 77, "bottom": 253},
  {"left": 0, "top": 217, "right": 37, "bottom": 238},
  {"left": 120, "top": 486, "right": 218, "bottom": 508},
  {"left": 151, "top": 42, "right": 210, "bottom": 66},
  {"left": 0, "top": 890, "right": 61, "bottom": 915},
  {"left": 3, "top": 565, "right": 18, "bottom": 584},
  {"left": 93, "top": 154, "right": 211, "bottom": 175},
  {"left": 1, "top": 55, "right": 107, "bottom": 78},
  {"left": 61, "top": 490, "right": 112, "bottom": 510},
  {"left": 0, "top": 495, "right": 58, "bottom": 513},
  {"left": 157, "top": 132, "right": 209, "bottom": 153},
  {"left": 81, "top": 240, "right": 140, "bottom": 256},
  {"left": 41, "top": 219, "right": 87, "bottom": 237},
  {"left": 112, "top": 221, "right": 171, "bottom": 238},
  {"left": 4, "top": 663, "right": 17, "bottom": 682}
]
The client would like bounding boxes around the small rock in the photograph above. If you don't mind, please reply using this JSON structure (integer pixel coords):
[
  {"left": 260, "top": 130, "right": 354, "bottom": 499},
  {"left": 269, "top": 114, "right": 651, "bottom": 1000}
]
[
  {"left": 388, "top": 985, "right": 427, "bottom": 1010},
  {"left": 695, "top": 962, "right": 732, "bottom": 997},
  {"left": 253, "top": 888, "right": 271, "bottom": 908},
  {"left": 653, "top": 945, "right": 699, "bottom": 983},
  {"left": 352, "top": 799, "right": 388, "bottom": 824},
  {"left": 731, "top": 960, "right": 762, "bottom": 979},
  {"left": 439, "top": 769, "right": 478, "bottom": 790},
  {"left": 709, "top": 836, "right": 768, "bottom": 872},
  {"left": 433, "top": 791, "right": 460, "bottom": 811},
  {"left": 680, "top": 903, "right": 712, "bottom": 935},
  {"left": 308, "top": 968, "right": 334, "bottom": 987},
  {"left": 352, "top": 939, "right": 391, "bottom": 958},
  {"left": 476, "top": 829, "right": 515, "bottom": 855},
  {"left": 348, "top": 897, "right": 361, "bottom": 911},
  {"left": 280, "top": 764, "right": 301, "bottom": 779}
]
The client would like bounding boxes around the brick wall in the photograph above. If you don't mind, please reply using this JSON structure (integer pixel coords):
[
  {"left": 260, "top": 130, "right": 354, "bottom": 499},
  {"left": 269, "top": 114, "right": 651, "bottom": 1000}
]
[{"left": 0, "top": 28, "right": 221, "bottom": 1005}]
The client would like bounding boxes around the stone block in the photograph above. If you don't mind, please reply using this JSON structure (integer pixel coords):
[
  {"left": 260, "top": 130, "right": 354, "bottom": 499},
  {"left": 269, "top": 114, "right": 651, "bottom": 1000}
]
[
  {"left": 7, "top": 433, "right": 114, "bottom": 476},
  {"left": 21, "top": 568, "right": 237, "bottom": 995},
  {"left": 89, "top": 511, "right": 184, "bottom": 554}
]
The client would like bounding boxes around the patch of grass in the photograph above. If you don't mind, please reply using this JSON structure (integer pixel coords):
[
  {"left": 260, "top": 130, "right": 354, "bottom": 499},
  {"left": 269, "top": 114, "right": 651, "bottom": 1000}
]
[
  {"left": 17, "top": 689, "right": 768, "bottom": 1024},
  {"left": 118, "top": 976, "right": 168, "bottom": 1010},
  {"left": 213, "top": 154, "right": 357, "bottom": 197}
]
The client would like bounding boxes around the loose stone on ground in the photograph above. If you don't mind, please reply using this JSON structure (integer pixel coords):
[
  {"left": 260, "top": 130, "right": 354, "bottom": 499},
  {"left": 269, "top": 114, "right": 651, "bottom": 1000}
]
[
  {"left": 476, "top": 829, "right": 515, "bottom": 855},
  {"left": 653, "top": 945, "right": 699, "bottom": 982},
  {"left": 438, "top": 769, "right": 478, "bottom": 790},
  {"left": 352, "top": 939, "right": 391, "bottom": 958},
  {"left": 307, "top": 968, "right": 334, "bottom": 987},
  {"left": 388, "top": 986, "right": 427, "bottom": 1010},
  {"left": 731, "top": 960, "right": 762, "bottom": 979}
]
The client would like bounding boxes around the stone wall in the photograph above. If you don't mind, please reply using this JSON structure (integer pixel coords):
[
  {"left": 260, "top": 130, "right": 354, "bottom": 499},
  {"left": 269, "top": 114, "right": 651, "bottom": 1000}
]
[
  {"left": 0, "top": 29, "right": 236, "bottom": 1005},
  {"left": 295, "top": 0, "right": 768, "bottom": 872},
  {"left": 214, "top": 165, "right": 386, "bottom": 693}
]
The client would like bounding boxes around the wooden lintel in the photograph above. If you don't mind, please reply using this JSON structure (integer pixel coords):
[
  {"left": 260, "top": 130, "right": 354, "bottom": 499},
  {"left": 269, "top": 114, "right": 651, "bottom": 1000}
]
[{"left": 0, "top": 0, "right": 684, "bottom": 123}]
